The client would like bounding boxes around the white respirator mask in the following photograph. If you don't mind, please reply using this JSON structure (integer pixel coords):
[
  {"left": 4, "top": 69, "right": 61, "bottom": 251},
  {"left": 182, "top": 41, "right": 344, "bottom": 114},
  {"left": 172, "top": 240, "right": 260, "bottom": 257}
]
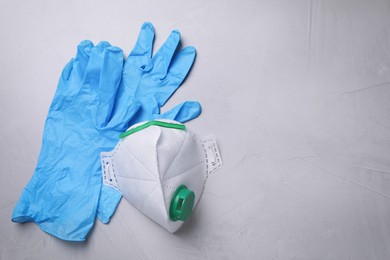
[{"left": 100, "top": 119, "right": 222, "bottom": 233}]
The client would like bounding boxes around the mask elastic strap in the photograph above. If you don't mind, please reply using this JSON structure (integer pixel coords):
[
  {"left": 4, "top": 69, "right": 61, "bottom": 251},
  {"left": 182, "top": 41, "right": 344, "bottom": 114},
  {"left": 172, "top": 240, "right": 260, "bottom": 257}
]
[{"left": 119, "top": 120, "right": 186, "bottom": 139}]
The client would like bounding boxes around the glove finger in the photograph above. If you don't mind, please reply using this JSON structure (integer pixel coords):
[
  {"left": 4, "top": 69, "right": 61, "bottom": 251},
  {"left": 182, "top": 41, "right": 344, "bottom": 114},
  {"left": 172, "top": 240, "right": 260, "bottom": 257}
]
[
  {"left": 110, "top": 23, "right": 154, "bottom": 126},
  {"left": 49, "top": 58, "right": 74, "bottom": 111},
  {"left": 156, "top": 46, "right": 196, "bottom": 106},
  {"left": 81, "top": 41, "right": 112, "bottom": 95},
  {"left": 56, "top": 58, "right": 75, "bottom": 96},
  {"left": 146, "top": 30, "right": 181, "bottom": 78},
  {"left": 166, "top": 46, "right": 196, "bottom": 84},
  {"left": 126, "top": 22, "right": 154, "bottom": 69},
  {"left": 94, "top": 46, "right": 124, "bottom": 128},
  {"left": 74, "top": 40, "right": 94, "bottom": 80},
  {"left": 157, "top": 101, "right": 201, "bottom": 123},
  {"left": 62, "top": 40, "right": 94, "bottom": 100}
]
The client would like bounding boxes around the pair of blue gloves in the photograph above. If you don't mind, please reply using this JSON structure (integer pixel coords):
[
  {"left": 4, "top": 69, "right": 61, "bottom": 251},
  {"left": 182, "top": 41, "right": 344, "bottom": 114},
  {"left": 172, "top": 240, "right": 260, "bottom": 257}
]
[{"left": 12, "top": 22, "right": 201, "bottom": 241}]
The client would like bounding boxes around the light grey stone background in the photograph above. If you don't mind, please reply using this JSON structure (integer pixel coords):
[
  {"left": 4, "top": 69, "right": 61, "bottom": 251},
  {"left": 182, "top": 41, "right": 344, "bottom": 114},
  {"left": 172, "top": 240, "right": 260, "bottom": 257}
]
[{"left": 1, "top": 0, "right": 390, "bottom": 259}]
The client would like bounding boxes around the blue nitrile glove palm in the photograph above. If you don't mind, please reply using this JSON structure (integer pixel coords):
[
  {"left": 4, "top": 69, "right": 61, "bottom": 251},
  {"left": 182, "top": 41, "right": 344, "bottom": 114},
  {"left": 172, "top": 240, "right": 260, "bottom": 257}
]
[
  {"left": 12, "top": 23, "right": 200, "bottom": 241},
  {"left": 96, "top": 22, "right": 200, "bottom": 224}
]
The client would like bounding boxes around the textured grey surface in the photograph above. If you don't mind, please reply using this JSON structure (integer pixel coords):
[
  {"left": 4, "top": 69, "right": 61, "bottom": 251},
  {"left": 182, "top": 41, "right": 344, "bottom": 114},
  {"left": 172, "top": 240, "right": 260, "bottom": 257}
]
[{"left": 1, "top": 0, "right": 390, "bottom": 259}]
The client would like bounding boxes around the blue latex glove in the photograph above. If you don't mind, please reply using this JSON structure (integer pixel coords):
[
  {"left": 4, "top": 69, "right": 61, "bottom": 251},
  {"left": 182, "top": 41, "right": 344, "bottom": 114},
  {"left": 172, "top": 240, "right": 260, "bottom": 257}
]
[
  {"left": 96, "top": 22, "right": 200, "bottom": 224},
  {"left": 12, "top": 23, "right": 200, "bottom": 241},
  {"left": 12, "top": 40, "right": 124, "bottom": 241}
]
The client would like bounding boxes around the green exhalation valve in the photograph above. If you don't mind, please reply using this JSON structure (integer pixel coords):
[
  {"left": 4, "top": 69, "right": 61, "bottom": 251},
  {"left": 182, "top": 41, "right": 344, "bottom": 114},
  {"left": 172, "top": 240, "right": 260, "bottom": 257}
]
[{"left": 169, "top": 185, "right": 195, "bottom": 222}]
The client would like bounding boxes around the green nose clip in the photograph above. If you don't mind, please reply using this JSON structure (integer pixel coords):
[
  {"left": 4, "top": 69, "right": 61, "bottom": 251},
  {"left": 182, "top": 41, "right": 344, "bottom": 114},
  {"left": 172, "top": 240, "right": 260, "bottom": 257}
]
[{"left": 169, "top": 185, "right": 195, "bottom": 222}]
